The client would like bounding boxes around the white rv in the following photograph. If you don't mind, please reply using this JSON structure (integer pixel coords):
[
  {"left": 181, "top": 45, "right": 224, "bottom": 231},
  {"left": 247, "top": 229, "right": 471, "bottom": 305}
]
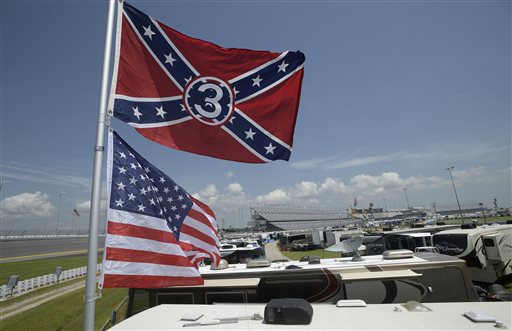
[
  {"left": 124, "top": 250, "right": 478, "bottom": 317},
  {"left": 432, "top": 224, "right": 512, "bottom": 283}
]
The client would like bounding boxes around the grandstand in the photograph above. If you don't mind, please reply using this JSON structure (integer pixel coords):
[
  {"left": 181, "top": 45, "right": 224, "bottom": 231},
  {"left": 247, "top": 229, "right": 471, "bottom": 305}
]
[
  {"left": 250, "top": 205, "right": 354, "bottom": 231},
  {"left": 249, "top": 204, "right": 434, "bottom": 231}
]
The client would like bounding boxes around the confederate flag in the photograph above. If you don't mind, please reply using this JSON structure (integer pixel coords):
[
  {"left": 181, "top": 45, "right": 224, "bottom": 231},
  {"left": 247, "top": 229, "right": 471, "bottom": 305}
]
[{"left": 109, "top": 2, "right": 305, "bottom": 163}]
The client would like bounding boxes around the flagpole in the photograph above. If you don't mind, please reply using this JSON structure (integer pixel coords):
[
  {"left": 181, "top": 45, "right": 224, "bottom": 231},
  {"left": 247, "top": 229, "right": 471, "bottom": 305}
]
[{"left": 84, "top": 0, "right": 116, "bottom": 330}]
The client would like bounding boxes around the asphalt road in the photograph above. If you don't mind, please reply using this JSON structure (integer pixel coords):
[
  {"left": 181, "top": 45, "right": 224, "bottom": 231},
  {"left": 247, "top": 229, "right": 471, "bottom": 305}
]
[{"left": 0, "top": 237, "right": 105, "bottom": 263}]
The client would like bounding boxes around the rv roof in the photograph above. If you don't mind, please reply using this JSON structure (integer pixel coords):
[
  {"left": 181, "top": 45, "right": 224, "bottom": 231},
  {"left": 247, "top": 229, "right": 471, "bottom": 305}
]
[
  {"left": 400, "top": 232, "right": 432, "bottom": 237},
  {"left": 110, "top": 302, "right": 512, "bottom": 330},
  {"left": 433, "top": 224, "right": 512, "bottom": 236},
  {"left": 199, "top": 252, "right": 465, "bottom": 277}
]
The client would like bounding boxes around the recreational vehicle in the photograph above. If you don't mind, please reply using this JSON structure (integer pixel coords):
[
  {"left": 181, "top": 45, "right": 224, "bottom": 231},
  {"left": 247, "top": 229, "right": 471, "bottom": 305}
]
[
  {"left": 218, "top": 239, "right": 264, "bottom": 264},
  {"left": 432, "top": 224, "right": 512, "bottom": 283},
  {"left": 125, "top": 250, "right": 477, "bottom": 317}
]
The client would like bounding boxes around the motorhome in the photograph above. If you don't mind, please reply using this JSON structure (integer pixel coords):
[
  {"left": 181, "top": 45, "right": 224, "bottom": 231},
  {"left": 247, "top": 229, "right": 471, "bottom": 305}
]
[
  {"left": 125, "top": 250, "right": 477, "bottom": 317},
  {"left": 218, "top": 239, "right": 264, "bottom": 264},
  {"left": 384, "top": 232, "right": 433, "bottom": 251},
  {"left": 432, "top": 224, "right": 512, "bottom": 283}
]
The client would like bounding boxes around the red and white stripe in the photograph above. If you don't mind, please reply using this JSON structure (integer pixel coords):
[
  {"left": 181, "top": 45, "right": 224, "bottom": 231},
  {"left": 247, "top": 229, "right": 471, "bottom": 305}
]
[
  {"left": 100, "top": 209, "right": 205, "bottom": 288},
  {"left": 180, "top": 198, "right": 221, "bottom": 266},
  {"left": 100, "top": 131, "right": 220, "bottom": 289}
]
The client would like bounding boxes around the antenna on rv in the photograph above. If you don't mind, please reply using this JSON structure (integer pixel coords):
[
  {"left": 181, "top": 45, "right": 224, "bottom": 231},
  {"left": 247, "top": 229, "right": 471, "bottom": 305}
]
[{"left": 325, "top": 236, "right": 365, "bottom": 261}]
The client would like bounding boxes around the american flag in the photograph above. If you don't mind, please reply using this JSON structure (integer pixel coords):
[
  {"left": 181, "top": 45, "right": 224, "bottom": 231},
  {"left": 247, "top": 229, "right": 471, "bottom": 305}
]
[
  {"left": 110, "top": 2, "right": 305, "bottom": 163},
  {"left": 100, "top": 130, "right": 220, "bottom": 288}
]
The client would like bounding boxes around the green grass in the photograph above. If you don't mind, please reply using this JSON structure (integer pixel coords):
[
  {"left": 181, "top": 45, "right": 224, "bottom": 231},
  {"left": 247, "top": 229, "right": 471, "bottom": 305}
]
[
  {"left": 0, "top": 255, "right": 102, "bottom": 284},
  {"left": 0, "top": 287, "right": 128, "bottom": 330},
  {"left": 0, "top": 277, "right": 84, "bottom": 310}
]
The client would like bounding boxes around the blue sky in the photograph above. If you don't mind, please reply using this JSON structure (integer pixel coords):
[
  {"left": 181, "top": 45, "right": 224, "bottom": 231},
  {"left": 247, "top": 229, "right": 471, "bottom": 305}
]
[{"left": 1, "top": 0, "right": 510, "bottom": 232}]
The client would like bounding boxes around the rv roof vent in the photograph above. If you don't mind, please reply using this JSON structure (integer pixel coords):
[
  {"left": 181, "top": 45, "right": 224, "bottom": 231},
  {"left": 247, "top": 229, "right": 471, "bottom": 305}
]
[
  {"left": 246, "top": 259, "right": 271, "bottom": 268},
  {"left": 461, "top": 223, "right": 477, "bottom": 229},
  {"left": 383, "top": 249, "right": 414, "bottom": 260},
  {"left": 285, "top": 265, "right": 303, "bottom": 270},
  {"left": 308, "top": 256, "right": 321, "bottom": 264},
  {"left": 210, "top": 259, "right": 228, "bottom": 270}
]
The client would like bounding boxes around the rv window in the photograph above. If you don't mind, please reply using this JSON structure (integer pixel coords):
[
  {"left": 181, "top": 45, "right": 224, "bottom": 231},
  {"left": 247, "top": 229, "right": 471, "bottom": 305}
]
[
  {"left": 128, "top": 289, "right": 150, "bottom": 316},
  {"left": 425, "top": 237, "right": 432, "bottom": 246},
  {"left": 483, "top": 238, "right": 495, "bottom": 247},
  {"left": 206, "top": 292, "right": 247, "bottom": 304},
  {"left": 157, "top": 292, "right": 194, "bottom": 305},
  {"left": 413, "top": 237, "right": 424, "bottom": 248}
]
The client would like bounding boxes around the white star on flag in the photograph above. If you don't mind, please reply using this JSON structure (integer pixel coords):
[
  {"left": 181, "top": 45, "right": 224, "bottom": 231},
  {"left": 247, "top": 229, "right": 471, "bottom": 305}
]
[
  {"left": 252, "top": 75, "right": 262, "bottom": 87},
  {"left": 143, "top": 25, "right": 155, "bottom": 39}
]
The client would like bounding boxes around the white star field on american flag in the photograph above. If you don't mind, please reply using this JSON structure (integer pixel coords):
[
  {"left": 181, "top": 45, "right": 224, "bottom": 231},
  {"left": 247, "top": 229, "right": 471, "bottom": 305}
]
[{"left": 110, "top": 132, "right": 194, "bottom": 240}]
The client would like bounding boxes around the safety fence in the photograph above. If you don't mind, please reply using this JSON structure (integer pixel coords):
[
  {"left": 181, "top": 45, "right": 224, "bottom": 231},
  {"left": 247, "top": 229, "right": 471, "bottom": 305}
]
[
  {"left": 100, "top": 296, "right": 129, "bottom": 331},
  {"left": 0, "top": 264, "right": 102, "bottom": 300},
  {"left": 0, "top": 233, "right": 106, "bottom": 241}
]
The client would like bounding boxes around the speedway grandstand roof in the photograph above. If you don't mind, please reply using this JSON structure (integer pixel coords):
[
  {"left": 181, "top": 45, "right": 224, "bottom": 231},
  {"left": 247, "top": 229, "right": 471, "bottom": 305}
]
[{"left": 250, "top": 205, "right": 355, "bottom": 231}]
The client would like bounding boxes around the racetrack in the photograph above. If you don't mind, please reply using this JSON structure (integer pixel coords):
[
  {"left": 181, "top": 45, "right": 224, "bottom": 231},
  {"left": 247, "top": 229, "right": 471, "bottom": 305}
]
[{"left": 0, "top": 237, "right": 105, "bottom": 263}]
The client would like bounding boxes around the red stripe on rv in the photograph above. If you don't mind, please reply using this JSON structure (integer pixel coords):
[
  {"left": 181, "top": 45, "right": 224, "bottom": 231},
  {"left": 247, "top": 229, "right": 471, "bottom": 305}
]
[
  {"left": 102, "top": 274, "right": 204, "bottom": 288},
  {"left": 307, "top": 268, "right": 341, "bottom": 302}
]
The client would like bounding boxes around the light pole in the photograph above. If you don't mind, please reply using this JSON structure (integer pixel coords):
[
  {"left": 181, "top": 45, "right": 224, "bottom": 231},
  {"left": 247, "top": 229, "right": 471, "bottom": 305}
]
[
  {"left": 403, "top": 187, "right": 410, "bottom": 210},
  {"left": 445, "top": 166, "right": 464, "bottom": 224},
  {"left": 0, "top": 180, "right": 10, "bottom": 192},
  {"left": 479, "top": 203, "right": 487, "bottom": 224},
  {"left": 382, "top": 197, "right": 388, "bottom": 218},
  {"left": 56, "top": 191, "right": 67, "bottom": 233}
]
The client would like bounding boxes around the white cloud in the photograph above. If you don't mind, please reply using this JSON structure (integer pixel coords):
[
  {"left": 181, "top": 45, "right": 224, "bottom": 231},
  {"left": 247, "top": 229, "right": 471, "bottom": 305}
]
[
  {"left": 75, "top": 198, "right": 108, "bottom": 215},
  {"left": 225, "top": 171, "right": 235, "bottom": 179},
  {"left": 227, "top": 183, "right": 243, "bottom": 194},
  {"left": 350, "top": 172, "right": 446, "bottom": 195},
  {"left": 326, "top": 154, "right": 403, "bottom": 170},
  {"left": 293, "top": 181, "right": 319, "bottom": 197},
  {"left": 1, "top": 163, "right": 91, "bottom": 190},
  {"left": 193, "top": 183, "right": 248, "bottom": 212},
  {"left": 0, "top": 191, "right": 54, "bottom": 219},
  {"left": 256, "top": 189, "right": 291, "bottom": 204},
  {"left": 290, "top": 157, "right": 335, "bottom": 169},
  {"left": 199, "top": 184, "right": 218, "bottom": 198},
  {"left": 319, "top": 177, "right": 348, "bottom": 194},
  {"left": 291, "top": 141, "right": 510, "bottom": 171},
  {"left": 351, "top": 172, "right": 402, "bottom": 190},
  {"left": 250, "top": 171, "right": 459, "bottom": 208},
  {"left": 452, "top": 166, "right": 486, "bottom": 182}
]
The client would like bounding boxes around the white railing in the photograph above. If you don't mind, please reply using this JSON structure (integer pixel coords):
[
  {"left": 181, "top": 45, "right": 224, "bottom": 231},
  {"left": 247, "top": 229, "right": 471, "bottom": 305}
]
[
  {"left": 0, "top": 264, "right": 102, "bottom": 300},
  {"left": 0, "top": 234, "right": 106, "bottom": 241}
]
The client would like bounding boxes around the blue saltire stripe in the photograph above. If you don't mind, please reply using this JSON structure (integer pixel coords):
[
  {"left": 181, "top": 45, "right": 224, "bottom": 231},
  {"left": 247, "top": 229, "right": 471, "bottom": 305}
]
[
  {"left": 114, "top": 96, "right": 190, "bottom": 126},
  {"left": 222, "top": 108, "right": 292, "bottom": 162},
  {"left": 123, "top": 2, "right": 197, "bottom": 91},
  {"left": 230, "top": 51, "right": 305, "bottom": 104}
]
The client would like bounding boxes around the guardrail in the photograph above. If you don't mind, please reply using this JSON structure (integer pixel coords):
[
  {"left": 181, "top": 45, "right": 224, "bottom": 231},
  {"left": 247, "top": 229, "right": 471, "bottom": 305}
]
[
  {"left": 0, "top": 234, "right": 106, "bottom": 241},
  {"left": 0, "top": 264, "right": 102, "bottom": 300}
]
